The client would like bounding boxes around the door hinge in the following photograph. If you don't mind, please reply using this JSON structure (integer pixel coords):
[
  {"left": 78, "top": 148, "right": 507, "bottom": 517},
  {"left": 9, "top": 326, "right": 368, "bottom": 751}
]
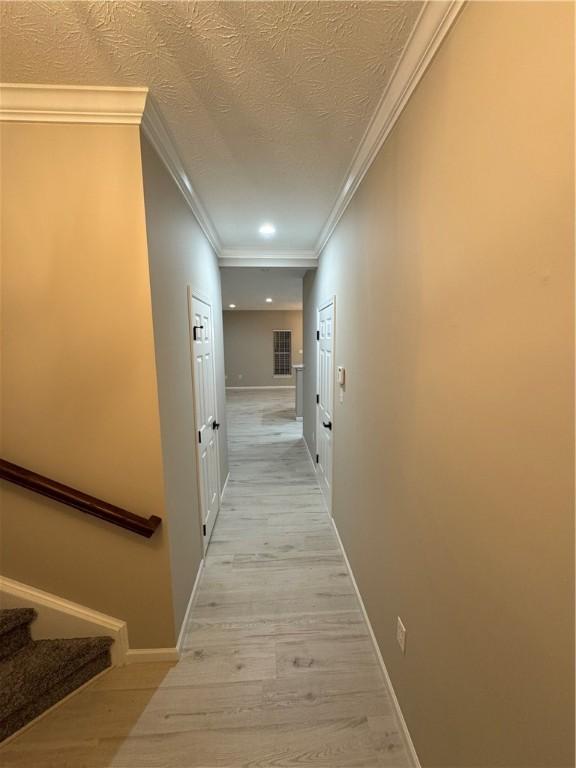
[
  {"left": 202, "top": 523, "right": 206, "bottom": 536},
  {"left": 316, "top": 330, "right": 320, "bottom": 341},
  {"left": 316, "top": 394, "right": 319, "bottom": 404},
  {"left": 315, "top": 453, "right": 319, "bottom": 463},
  {"left": 198, "top": 430, "right": 202, "bottom": 443},
  {"left": 193, "top": 324, "right": 204, "bottom": 341}
]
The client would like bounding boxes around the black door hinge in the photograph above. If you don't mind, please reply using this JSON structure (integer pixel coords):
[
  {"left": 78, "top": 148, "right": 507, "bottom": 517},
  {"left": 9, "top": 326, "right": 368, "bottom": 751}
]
[
  {"left": 202, "top": 523, "right": 206, "bottom": 536},
  {"left": 198, "top": 430, "right": 202, "bottom": 443},
  {"left": 316, "top": 330, "right": 320, "bottom": 341},
  {"left": 193, "top": 324, "right": 204, "bottom": 341},
  {"left": 316, "top": 394, "right": 319, "bottom": 404},
  {"left": 315, "top": 453, "right": 319, "bottom": 463}
]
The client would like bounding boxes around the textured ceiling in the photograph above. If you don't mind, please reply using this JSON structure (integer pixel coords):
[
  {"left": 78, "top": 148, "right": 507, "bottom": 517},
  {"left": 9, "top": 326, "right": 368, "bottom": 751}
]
[
  {"left": 0, "top": 1, "right": 422, "bottom": 251},
  {"left": 220, "top": 266, "right": 305, "bottom": 310}
]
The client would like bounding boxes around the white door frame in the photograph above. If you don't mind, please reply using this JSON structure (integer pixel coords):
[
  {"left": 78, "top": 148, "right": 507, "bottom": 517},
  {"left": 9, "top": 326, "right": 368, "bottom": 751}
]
[
  {"left": 187, "top": 287, "right": 222, "bottom": 553},
  {"left": 316, "top": 294, "right": 335, "bottom": 515}
]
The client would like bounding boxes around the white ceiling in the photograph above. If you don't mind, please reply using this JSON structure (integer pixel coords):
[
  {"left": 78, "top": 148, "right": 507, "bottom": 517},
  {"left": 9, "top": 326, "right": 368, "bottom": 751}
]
[
  {"left": 220, "top": 267, "right": 305, "bottom": 311},
  {"left": 0, "top": 1, "right": 423, "bottom": 253}
]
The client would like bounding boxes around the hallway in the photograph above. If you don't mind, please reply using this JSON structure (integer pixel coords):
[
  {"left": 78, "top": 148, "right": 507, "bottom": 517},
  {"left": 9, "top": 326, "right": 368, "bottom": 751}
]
[
  {"left": 0, "top": 390, "right": 409, "bottom": 767},
  {"left": 196, "top": 388, "right": 410, "bottom": 765}
]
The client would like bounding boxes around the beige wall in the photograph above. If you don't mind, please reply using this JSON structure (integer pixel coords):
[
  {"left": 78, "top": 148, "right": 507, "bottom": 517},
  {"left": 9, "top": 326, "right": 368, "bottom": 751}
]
[
  {"left": 140, "top": 134, "right": 228, "bottom": 634},
  {"left": 303, "top": 3, "right": 574, "bottom": 766},
  {"left": 0, "top": 123, "right": 176, "bottom": 648},
  {"left": 223, "top": 310, "right": 303, "bottom": 388}
]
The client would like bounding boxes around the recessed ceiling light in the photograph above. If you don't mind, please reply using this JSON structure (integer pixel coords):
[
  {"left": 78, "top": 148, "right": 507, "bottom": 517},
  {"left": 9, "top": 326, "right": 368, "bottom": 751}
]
[
  {"left": 229, "top": 303, "right": 236, "bottom": 309},
  {"left": 259, "top": 222, "right": 276, "bottom": 238},
  {"left": 265, "top": 298, "right": 273, "bottom": 303}
]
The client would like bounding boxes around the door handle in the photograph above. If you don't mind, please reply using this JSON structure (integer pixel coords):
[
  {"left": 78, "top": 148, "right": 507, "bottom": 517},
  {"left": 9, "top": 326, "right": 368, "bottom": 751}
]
[
  {"left": 212, "top": 421, "right": 220, "bottom": 430},
  {"left": 322, "top": 420, "right": 332, "bottom": 431},
  {"left": 193, "top": 324, "right": 204, "bottom": 341}
]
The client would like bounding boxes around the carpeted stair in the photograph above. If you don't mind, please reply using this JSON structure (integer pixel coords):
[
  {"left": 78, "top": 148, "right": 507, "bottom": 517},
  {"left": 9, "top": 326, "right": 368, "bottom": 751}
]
[{"left": 0, "top": 608, "right": 113, "bottom": 741}]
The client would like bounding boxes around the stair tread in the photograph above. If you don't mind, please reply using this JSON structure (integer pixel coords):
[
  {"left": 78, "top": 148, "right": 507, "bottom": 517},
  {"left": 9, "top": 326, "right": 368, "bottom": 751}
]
[
  {"left": 0, "top": 636, "right": 113, "bottom": 719},
  {"left": 0, "top": 608, "right": 36, "bottom": 638}
]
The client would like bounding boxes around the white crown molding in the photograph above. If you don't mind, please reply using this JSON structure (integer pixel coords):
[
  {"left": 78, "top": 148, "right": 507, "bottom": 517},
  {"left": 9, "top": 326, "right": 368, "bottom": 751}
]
[
  {"left": 225, "top": 386, "right": 295, "bottom": 390},
  {"left": 224, "top": 306, "right": 302, "bottom": 311},
  {"left": 315, "top": 0, "right": 465, "bottom": 255},
  {"left": 141, "top": 96, "right": 221, "bottom": 254},
  {"left": 0, "top": 83, "right": 148, "bottom": 125},
  {"left": 219, "top": 249, "right": 318, "bottom": 268},
  {"left": 0, "top": 1, "right": 462, "bottom": 260}
]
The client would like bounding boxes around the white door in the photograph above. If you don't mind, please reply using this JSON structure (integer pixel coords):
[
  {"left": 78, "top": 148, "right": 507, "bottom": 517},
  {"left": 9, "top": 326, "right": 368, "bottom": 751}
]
[
  {"left": 316, "top": 298, "right": 334, "bottom": 511},
  {"left": 189, "top": 291, "right": 221, "bottom": 550}
]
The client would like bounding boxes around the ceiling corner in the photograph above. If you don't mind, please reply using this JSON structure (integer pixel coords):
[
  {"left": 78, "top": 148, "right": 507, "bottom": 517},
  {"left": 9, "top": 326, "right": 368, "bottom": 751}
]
[
  {"left": 141, "top": 95, "right": 222, "bottom": 255},
  {"left": 315, "top": 0, "right": 465, "bottom": 255}
]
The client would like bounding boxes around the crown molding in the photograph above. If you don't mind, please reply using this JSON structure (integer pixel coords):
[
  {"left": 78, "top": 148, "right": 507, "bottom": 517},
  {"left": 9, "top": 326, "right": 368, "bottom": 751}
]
[
  {"left": 315, "top": 0, "right": 464, "bottom": 255},
  {"left": 219, "top": 249, "right": 318, "bottom": 268},
  {"left": 0, "top": 1, "right": 462, "bottom": 260},
  {"left": 0, "top": 83, "right": 148, "bottom": 124},
  {"left": 141, "top": 96, "right": 221, "bottom": 254}
]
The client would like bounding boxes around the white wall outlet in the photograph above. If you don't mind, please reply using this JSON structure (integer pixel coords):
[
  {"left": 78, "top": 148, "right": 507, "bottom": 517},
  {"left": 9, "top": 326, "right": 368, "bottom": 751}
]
[{"left": 397, "top": 617, "right": 406, "bottom": 654}]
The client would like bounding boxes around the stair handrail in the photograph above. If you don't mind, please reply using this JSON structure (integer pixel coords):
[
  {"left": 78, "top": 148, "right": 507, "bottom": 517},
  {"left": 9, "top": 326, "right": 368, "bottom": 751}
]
[{"left": 0, "top": 458, "right": 161, "bottom": 538}]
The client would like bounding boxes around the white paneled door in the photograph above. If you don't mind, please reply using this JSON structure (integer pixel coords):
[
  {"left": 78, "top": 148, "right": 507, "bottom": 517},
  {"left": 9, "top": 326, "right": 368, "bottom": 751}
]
[
  {"left": 316, "top": 298, "right": 334, "bottom": 511},
  {"left": 189, "top": 291, "right": 221, "bottom": 551}
]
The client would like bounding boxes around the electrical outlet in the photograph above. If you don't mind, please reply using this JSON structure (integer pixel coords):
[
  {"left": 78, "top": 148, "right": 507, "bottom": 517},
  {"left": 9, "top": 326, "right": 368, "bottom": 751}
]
[{"left": 396, "top": 617, "right": 406, "bottom": 654}]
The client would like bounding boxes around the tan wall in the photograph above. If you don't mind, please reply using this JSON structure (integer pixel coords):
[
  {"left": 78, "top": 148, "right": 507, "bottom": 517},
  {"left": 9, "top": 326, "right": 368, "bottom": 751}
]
[
  {"left": 223, "top": 310, "right": 303, "bottom": 388},
  {"left": 140, "top": 134, "right": 228, "bottom": 633},
  {"left": 0, "top": 123, "right": 176, "bottom": 648},
  {"left": 303, "top": 3, "right": 574, "bottom": 766}
]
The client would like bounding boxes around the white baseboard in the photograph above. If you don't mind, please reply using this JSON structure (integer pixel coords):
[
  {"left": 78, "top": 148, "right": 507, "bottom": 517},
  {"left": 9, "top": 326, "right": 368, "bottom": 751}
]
[
  {"left": 125, "top": 556, "right": 206, "bottom": 664},
  {"left": 226, "top": 385, "right": 295, "bottom": 390},
  {"left": 124, "top": 647, "right": 180, "bottom": 664},
  {"left": 0, "top": 575, "right": 207, "bottom": 668},
  {"left": 220, "top": 471, "right": 230, "bottom": 502},
  {"left": 304, "top": 437, "right": 417, "bottom": 763},
  {"left": 0, "top": 576, "right": 129, "bottom": 666},
  {"left": 303, "top": 436, "right": 317, "bottom": 474},
  {"left": 175, "top": 558, "right": 204, "bottom": 655},
  {"left": 329, "top": 519, "right": 421, "bottom": 768}
]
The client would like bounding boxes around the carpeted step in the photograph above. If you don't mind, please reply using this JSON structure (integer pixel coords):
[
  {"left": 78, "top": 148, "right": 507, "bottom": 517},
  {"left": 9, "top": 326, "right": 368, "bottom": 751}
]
[
  {"left": 0, "top": 609, "right": 36, "bottom": 661},
  {"left": 0, "top": 635, "right": 113, "bottom": 741}
]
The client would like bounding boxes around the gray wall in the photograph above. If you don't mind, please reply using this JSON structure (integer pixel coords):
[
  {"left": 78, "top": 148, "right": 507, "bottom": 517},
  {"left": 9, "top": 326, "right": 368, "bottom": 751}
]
[
  {"left": 224, "top": 310, "right": 303, "bottom": 388},
  {"left": 141, "top": 134, "right": 229, "bottom": 638},
  {"left": 303, "top": 3, "right": 574, "bottom": 766}
]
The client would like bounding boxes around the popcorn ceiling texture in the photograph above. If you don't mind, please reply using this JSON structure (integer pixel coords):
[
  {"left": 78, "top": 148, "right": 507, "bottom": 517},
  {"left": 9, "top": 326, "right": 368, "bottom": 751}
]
[{"left": 0, "top": 1, "right": 422, "bottom": 250}]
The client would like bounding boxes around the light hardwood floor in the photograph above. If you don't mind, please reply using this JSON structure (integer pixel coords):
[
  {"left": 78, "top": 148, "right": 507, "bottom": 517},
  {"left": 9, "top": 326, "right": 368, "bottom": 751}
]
[{"left": 0, "top": 389, "right": 410, "bottom": 767}]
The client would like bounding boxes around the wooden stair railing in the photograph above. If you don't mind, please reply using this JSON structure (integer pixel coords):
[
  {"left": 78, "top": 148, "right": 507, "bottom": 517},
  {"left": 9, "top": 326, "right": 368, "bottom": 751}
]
[{"left": 0, "top": 459, "right": 161, "bottom": 538}]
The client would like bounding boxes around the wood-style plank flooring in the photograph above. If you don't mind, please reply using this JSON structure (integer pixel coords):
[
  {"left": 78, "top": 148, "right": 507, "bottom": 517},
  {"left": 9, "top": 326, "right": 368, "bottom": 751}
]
[{"left": 0, "top": 390, "right": 410, "bottom": 767}]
